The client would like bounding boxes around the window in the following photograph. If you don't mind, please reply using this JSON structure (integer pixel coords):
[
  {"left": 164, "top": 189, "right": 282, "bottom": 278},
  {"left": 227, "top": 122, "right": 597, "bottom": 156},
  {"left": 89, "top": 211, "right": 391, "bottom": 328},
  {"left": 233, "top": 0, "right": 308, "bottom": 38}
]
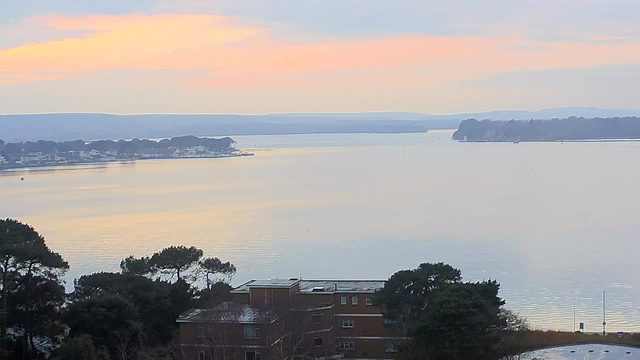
[
  {"left": 312, "top": 312, "right": 323, "bottom": 324},
  {"left": 385, "top": 342, "right": 400, "bottom": 353},
  {"left": 340, "top": 296, "right": 347, "bottom": 305},
  {"left": 313, "top": 336, "right": 324, "bottom": 347},
  {"left": 384, "top": 318, "right": 397, "bottom": 325},
  {"left": 351, "top": 296, "right": 358, "bottom": 305},
  {"left": 244, "top": 325, "right": 260, "bottom": 339},
  {"left": 339, "top": 342, "right": 355, "bottom": 351},
  {"left": 341, "top": 319, "right": 354, "bottom": 328},
  {"left": 197, "top": 325, "right": 205, "bottom": 338},
  {"left": 245, "top": 351, "right": 261, "bottom": 360},
  {"left": 198, "top": 350, "right": 205, "bottom": 360},
  {"left": 366, "top": 297, "right": 373, "bottom": 306}
]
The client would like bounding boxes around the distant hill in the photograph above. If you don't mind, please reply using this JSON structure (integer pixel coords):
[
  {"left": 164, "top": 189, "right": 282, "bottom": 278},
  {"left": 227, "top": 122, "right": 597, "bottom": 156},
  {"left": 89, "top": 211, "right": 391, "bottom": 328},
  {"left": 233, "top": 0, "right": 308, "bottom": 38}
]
[
  {"left": 424, "top": 107, "right": 640, "bottom": 121},
  {"left": 2, "top": 107, "right": 639, "bottom": 142},
  {"left": 0, "top": 113, "right": 431, "bottom": 142},
  {"left": 272, "top": 107, "right": 640, "bottom": 121}
]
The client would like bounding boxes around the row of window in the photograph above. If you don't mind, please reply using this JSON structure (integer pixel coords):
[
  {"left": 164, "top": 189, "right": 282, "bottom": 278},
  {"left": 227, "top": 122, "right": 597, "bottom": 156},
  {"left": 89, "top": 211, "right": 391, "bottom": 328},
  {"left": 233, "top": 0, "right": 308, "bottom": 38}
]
[
  {"left": 198, "top": 325, "right": 261, "bottom": 340},
  {"left": 316, "top": 337, "right": 399, "bottom": 352},
  {"left": 198, "top": 318, "right": 394, "bottom": 340},
  {"left": 309, "top": 317, "right": 360, "bottom": 329},
  {"left": 339, "top": 296, "right": 374, "bottom": 306},
  {"left": 198, "top": 343, "right": 398, "bottom": 360},
  {"left": 341, "top": 318, "right": 396, "bottom": 328},
  {"left": 337, "top": 341, "right": 399, "bottom": 353},
  {"left": 198, "top": 351, "right": 262, "bottom": 360}
]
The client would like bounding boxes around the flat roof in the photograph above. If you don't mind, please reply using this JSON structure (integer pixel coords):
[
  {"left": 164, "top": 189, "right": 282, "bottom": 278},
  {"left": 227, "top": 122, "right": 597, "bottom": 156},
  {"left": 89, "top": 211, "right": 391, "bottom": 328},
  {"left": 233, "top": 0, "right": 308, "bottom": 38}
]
[
  {"left": 231, "top": 279, "right": 300, "bottom": 292},
  {"left": 231, "top": 279, "right": 385, "bottom": 294},
  {"left": 299, "top": 280, "right": 385, "bottom": 293}
]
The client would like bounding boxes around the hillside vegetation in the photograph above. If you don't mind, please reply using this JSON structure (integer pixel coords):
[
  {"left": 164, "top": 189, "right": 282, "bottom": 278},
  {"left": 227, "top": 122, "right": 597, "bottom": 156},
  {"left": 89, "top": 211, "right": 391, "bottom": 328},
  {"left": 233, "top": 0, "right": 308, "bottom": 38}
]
[{"left": 452, "top": 117, "right": 640, "bottom": 142}]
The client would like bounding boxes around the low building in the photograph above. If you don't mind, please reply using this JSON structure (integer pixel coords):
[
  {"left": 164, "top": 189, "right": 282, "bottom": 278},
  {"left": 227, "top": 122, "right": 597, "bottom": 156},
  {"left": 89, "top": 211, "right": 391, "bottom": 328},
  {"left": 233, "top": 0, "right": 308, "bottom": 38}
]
[{"left": 178, "top": 279, "right": 399, "bottom": 360}]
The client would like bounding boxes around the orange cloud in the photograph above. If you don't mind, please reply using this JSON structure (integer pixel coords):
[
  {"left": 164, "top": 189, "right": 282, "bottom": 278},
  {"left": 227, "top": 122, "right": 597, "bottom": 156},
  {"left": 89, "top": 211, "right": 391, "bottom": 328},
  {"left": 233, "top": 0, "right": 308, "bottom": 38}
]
[
  {"left": 2, "top": 13, "right": 640, "bottom": 88},
  {"left": 0, "top": 71, "right": 82, "bottom": 85},
  {"left": 0, "top": 14, "right": 264, "bottom": 73}
]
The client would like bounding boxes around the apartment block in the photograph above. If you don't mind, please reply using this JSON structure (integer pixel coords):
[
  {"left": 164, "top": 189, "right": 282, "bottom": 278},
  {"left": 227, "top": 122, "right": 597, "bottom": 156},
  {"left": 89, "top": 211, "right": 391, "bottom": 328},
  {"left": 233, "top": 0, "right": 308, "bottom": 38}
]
[{"left": 178, "top": 278, "right": 400, "bottom": 360}]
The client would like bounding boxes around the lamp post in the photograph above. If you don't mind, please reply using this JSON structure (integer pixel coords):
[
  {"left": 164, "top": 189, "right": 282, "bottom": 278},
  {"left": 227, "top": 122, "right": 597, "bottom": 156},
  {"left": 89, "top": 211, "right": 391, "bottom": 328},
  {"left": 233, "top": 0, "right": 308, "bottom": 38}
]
[{"left": 602, "top": 291, "right": 606, "bottom": 341}]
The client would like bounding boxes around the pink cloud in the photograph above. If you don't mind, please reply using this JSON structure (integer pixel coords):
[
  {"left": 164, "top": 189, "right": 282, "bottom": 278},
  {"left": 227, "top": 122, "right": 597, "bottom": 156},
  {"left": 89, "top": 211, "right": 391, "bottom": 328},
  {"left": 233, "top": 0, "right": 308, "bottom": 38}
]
[
  {"left": 0, "top": 14, "right": 265, "bottom": 73},
  {"left": 0, "top": 71, "right": 82, "bottom": 85},
  {"left": 1, "top": 13, "right": 640, "bottom": 88}
]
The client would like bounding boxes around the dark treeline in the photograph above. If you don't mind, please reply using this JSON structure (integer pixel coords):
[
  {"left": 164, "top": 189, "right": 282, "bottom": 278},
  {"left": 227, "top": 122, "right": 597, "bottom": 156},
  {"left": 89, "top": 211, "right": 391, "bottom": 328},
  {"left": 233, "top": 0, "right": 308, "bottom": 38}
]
[
  {"left": 452, "top": 116, "right": 640, "bottom": 141},
  {"left": 0, "top": 219, "right": 236, "bottom": 360},
  {"left": 7, "top": 219, "right": 613, "bottom": 360},
  {"left": 0, "top": 136, "right": 235, "bottom": 156},
  {"left": 1, "top": 219, "right": 530, "bottom": 360},
  {"left": 374, "top": 263, "right": 529, "bottom": 360}
]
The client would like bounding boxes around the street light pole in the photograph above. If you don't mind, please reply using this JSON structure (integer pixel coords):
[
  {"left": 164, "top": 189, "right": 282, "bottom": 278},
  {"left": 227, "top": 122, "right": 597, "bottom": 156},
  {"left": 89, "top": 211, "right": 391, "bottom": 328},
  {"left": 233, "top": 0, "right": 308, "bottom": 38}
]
[
  {"left": 602, "top": 291, "right": 606, "bottom": 341},
  {"left": 573, "top": 302, "right": 576, "bottom": 333}
]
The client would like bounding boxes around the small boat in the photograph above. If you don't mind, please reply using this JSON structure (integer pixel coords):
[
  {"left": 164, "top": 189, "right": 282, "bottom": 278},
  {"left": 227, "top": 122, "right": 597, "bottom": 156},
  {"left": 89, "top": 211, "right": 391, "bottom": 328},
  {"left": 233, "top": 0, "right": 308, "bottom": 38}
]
[{"left": 513, "top": 140, "right": 520, "bottom": 144}]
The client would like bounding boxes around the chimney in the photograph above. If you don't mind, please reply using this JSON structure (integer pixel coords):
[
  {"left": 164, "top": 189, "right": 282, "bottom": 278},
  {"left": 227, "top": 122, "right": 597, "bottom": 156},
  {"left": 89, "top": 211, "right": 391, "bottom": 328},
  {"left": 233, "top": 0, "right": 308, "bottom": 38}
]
[{"left": 334, "top": 283, "right": 338, "bottom": 291}]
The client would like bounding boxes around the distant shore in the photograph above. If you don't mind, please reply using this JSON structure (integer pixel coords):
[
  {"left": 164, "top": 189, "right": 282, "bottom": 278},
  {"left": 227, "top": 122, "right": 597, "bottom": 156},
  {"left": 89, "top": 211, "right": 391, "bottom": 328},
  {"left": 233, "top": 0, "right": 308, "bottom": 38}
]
[
  {"left": 457, "top": 138, "right": 640, "bottom": 143},
  {"left": 0, "top": 152, "right": 254, "bottom": 171},
  {"left": 0, "top": 135, "right": 253, "bottom": 171},
  {"left": 452, "top": 117, "right": 640, "bottom": 142}
]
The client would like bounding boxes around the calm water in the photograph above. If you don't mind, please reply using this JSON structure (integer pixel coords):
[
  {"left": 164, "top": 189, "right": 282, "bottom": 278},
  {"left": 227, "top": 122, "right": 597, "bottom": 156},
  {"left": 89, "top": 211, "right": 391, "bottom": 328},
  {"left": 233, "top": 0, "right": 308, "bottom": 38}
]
[{"left": 2, "top": 131, "right": 639, "bottom": 331}]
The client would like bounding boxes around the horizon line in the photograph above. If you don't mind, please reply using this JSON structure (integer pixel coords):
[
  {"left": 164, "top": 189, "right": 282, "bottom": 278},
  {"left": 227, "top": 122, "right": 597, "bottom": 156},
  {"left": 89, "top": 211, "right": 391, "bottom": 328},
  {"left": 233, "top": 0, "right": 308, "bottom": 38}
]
[{"left": 2, "top": 106, "right": 639, "bottom": 117}]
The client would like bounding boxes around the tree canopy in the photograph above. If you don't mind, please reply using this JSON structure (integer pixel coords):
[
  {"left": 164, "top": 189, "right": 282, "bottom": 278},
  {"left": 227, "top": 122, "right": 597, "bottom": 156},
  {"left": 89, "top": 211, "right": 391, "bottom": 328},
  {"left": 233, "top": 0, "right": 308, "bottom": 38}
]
[
  {"left": 119, "top": 256, "right": 154, "bottom": 277},
  {"left": 374, "top": 262, "right": 461, "bottom": 323},
  {"left": 73, "top": 271, "right": 194, "bottom": 345},
  {"left": 65, "top": 293, "right": 144, "bottom": 358},
  {"left": 1, "top": 220, "right": 538, "bottom": 360},
  {"left": 412, "top": 281, "right": 506, "bottom": 360},
  {"left": 0, "top": 219, "right": 69, "bottom": 360},
  {"left": 54, "top": 335, "right": 109, "bottom": 360},
  {"left": 149, "top": 246, "right": 203, "bottom": 281},
  {"left": 1, "top": 220, "right": 236, "bottom": 360},
  {"left": 198, "top": 257, "right": 237, "bottom": 290},
  {"left": 452, "top": 116, "right": 640, "bottom": 141},
  {"left": 375, "top": 262, "right": 524, "bottom": 360},
  {"left": 1, "top": 136, "right": 236, "bottom": 157}
]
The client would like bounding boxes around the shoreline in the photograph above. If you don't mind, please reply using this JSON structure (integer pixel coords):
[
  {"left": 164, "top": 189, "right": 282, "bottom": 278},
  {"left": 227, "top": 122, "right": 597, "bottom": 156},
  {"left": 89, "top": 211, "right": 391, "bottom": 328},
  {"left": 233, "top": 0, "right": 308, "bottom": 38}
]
[
  {"left": 458, "top": 138, "right": 640, "bottom": 143},
  {"left": 0, "top": 152, "right": 254, "bottom": 172}
]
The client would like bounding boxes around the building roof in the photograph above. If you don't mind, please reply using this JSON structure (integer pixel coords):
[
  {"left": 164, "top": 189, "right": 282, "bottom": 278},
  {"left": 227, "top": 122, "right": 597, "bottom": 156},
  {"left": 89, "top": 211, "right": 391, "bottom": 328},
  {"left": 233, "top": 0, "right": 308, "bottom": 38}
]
[
  {"left": 231, "top": 279, "right": 385, "bottom": 294},
  {"left": 299, "top": 280, "right": 385, "bottom": 294},
  {"left": 235, "top": 278, "right": 300, "bottom": 289},
  {"left": 177, "top": 302, "right": 278, "bottom": 324}
]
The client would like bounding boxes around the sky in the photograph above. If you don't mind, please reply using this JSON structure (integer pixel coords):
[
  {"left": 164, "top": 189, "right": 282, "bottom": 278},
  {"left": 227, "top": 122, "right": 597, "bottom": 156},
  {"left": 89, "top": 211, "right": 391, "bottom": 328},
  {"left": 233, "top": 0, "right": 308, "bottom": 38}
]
[{"left": 1, "top": 0, "right": 640, "bottom": 114}]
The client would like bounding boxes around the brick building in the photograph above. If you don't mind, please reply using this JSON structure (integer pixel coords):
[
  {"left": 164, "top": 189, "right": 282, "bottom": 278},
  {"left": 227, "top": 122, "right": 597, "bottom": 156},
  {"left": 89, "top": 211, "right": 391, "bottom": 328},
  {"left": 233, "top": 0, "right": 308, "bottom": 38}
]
[{"left": 178, "top": 278, "right": 400, "bottom": 360}]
